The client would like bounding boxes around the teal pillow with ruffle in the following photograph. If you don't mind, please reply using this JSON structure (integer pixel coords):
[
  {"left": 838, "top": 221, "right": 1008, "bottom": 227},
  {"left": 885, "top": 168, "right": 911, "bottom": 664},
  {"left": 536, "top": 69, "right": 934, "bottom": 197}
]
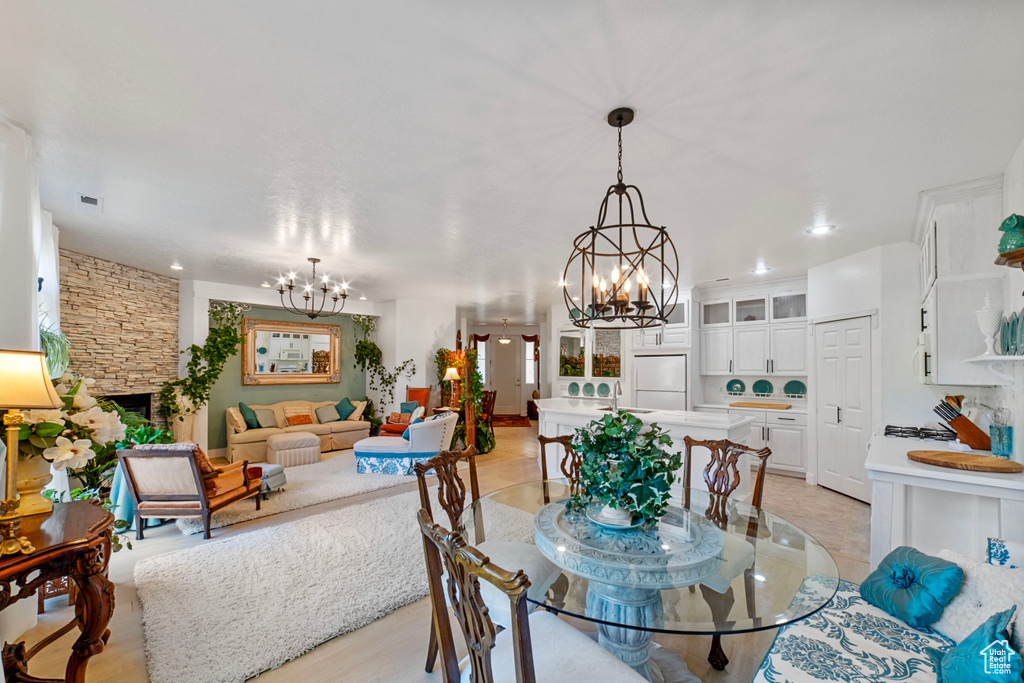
[
  {"left": 930, "top": 607, "right": 1021, "bottom": 682},
  {"left": 859, "top": 546, "right": 963, "bottom": 628}
]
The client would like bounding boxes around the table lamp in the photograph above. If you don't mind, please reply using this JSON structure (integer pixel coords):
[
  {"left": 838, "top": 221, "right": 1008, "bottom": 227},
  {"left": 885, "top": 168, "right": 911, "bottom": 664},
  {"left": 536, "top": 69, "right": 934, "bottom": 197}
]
[
  {"left": 0, "top": 350, "right": 63, "bottom": 556},
  {"left": 443, "top": 367, "right": 461, "bottom": 407}
]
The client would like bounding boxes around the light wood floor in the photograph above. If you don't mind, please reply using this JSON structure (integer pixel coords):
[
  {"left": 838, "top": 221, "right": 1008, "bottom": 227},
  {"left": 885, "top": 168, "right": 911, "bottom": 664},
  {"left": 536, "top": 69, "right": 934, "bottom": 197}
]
[{"left": 22, "top": 425, "right": 870, "bottom": 682}]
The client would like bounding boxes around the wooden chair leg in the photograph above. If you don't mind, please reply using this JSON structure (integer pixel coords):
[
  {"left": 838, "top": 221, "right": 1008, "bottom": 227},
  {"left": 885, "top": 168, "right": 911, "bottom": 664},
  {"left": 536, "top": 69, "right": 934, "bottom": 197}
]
[
  {"left": 256, "top": 493, "right": 261, "bottom": 511},
  {"left": 135, "top": 513, "right": 144, "bottom": 540},
  {"left": 708, "top": 634, "right": 728, "bottom": 671},
  {"left": 425, "top": 620, "right": 438, "bottom": 672},
  {"left": 203, "top": 513, "right": 212, "bottom": 540}
]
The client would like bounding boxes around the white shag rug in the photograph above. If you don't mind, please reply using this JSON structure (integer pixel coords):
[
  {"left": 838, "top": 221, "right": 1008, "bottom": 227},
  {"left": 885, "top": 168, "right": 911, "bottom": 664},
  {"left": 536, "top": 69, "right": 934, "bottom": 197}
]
[
  {"left": 136, "top": 489, "right": 536, "bottom": 683},
  {"left": 175, "top": 452, "right": 415, "bottom": 535}
]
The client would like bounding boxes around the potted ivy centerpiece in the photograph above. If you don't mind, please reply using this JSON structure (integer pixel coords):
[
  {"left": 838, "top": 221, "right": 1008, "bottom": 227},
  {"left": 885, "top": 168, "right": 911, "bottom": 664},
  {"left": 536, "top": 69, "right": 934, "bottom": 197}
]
[{"left": 569, "top": 410, "right": 681, "bottom": 527}]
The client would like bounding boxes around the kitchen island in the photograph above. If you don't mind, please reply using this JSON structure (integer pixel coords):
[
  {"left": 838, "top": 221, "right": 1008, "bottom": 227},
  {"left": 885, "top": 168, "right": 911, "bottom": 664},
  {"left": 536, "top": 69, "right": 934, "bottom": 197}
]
[
  {"left": 536, "top": 398, "right": 755, "bottom": 500},
  {"left": 866, "top": 434, "right": 1024, "bottom": 568}
]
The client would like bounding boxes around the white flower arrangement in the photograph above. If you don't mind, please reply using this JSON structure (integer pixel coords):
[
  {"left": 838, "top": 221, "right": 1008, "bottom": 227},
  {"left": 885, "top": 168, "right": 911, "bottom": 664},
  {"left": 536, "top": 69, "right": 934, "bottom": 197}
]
[{"left": 18, "top": 372, "right": 127, "bottom": 471}]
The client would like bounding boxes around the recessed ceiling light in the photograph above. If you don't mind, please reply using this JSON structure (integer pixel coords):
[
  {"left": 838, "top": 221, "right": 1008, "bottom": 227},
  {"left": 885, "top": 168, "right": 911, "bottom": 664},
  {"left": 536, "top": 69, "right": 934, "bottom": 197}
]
[
  {"left": 170, "top": 264, "right": 183, "bottom": 271},
  {"left": 260, "top": 282, "right": 271, "bottom": 288},
  {"left": 807, "top": 224, "right": 836, "bottom": 236},
  {"left": 752, "top": 265, "right": 770, "bottom": 275},
  {"left": 359, "top": 296, "right": 367, "bottom": 301}
]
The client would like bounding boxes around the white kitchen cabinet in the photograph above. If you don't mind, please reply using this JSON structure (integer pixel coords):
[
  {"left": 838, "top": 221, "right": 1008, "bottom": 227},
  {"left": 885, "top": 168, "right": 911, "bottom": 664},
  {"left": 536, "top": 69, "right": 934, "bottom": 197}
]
[
  {"left": 765, "top": 422, "right": 806, "bottom": 472},
  {"left": 730, "top": 409, "right": 766, "bottom": 450},
  {"left": 770, "top": 292, "right": 807, "bottom": 322},
  {"left": 733, "top": 327, "right": 770, "bottom": 374},
  {"left": 701, "top": 299, "right": 732, "bottom": 327},
  {"left": 919, "top": 220, "right": 937, "bottom": 303},
  {"left": 631, "top": 324, "right": 690, "bottom": 350},
  {"left": 769, "top": 325, "right": 808, "bottom": 375},
  {"left": 700, "top": 329, "right": 733, "bottom": 375},
  {"left": 733, "top": 296, "right": 768, "bottom": 325},
  {"left": 927, "top": 275, "right": 1003, "bottom": 386}
]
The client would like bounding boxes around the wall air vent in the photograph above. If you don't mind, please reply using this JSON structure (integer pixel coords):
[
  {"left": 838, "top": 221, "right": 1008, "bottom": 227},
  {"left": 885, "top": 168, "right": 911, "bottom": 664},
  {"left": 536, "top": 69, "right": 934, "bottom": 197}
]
[{"left": 77, "top": 194, "right": 103, "bottom": 211}]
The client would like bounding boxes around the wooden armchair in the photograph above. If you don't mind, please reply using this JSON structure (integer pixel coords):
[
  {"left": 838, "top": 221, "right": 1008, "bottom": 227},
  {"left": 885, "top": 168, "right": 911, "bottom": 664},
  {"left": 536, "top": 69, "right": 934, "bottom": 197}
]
[
  {"left": 537, "top": 434, "right": 581, "bottom": 503},
  {"left": 682, "top": 436, "right": 772, "bottom": 671},
  {"left": 380, "top": 386, "right": 432, "bottom": 437},
  {"left": 116, "top": 444, "right": 262, "bottom": 540},
  {"left": 480, "top": 390, "right": 497, "bottom": 433},
  {"left": 418, "top": 510, "right": 644, "bottom": 683}
]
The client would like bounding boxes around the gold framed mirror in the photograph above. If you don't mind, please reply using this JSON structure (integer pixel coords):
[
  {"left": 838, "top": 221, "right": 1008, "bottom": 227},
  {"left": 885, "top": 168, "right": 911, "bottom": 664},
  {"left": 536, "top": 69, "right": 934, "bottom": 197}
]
[{"left": 242, "top": 318, "right": 341, "bottom": 385}]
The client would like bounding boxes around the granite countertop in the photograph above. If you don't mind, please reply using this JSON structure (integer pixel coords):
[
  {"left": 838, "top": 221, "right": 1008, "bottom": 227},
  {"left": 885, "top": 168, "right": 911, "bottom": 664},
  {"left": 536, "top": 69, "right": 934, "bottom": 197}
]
[{"left": 536, "top": 398, "right": 752, "bottom": 429}]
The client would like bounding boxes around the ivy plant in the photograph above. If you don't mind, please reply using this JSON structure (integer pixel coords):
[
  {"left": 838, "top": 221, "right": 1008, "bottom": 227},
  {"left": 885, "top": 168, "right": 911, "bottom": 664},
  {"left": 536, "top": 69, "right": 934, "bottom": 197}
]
[
  {"left": 351, "top": 315, "right": 415, "bottom": 408},
  {"left": 570, "top": 410, "right": 680, "bottom": 525},
  {"left": 158, "top": 305, "right": 245, "bottom": 421}
]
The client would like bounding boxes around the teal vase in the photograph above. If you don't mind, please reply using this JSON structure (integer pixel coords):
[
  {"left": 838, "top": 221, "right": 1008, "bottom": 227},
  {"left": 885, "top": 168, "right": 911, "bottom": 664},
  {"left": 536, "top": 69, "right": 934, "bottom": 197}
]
[{"left": 998, "top": 214, "right": 1024, "bottom": 253}]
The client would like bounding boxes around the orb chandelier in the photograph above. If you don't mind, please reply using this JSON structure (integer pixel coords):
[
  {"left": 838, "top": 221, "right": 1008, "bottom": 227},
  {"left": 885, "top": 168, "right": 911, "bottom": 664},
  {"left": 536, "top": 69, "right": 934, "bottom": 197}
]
[
  {"left": 498, "top": 319, "right": 512, "bottom": 344},
  {"left": 562, "top": 108, "right": 679, "bottom": 330},
  {"left": 277, "top": 257, "right": 349, "bottom": 319}
]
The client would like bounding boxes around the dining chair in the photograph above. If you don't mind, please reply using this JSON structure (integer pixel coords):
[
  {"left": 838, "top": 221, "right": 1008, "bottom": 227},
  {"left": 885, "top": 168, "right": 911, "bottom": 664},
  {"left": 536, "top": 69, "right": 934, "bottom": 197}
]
[
  {"left": 417, "top": 510, "right": 645, "bottom": 683},
  {"left": 480, "top": 390, "right": 497, "bottom": 434},
  {"left": 682, "top": 436, "right": 772, "bottom": 671},
  {"left": 537, "top": 434, "right": 581, "bottom": 504},
  {"left": 415, "top": 447, "right": 559, "bottom": 674}
]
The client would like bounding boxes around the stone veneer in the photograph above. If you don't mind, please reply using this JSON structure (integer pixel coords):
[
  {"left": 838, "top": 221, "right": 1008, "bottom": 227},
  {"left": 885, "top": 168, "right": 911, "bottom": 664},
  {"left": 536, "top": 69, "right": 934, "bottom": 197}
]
[{"left": 59, "top": 249, "right": 179, "bottom": 417}]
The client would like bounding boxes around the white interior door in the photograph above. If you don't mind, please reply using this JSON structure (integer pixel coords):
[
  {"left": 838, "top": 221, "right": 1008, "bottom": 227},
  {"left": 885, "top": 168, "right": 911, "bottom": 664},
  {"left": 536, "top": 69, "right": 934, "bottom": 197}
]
[
  {"left": 490, "top": 338, "right": 522, "bottom": 415},
  {"left": 815, "top": 316, "right": 873, "bottom": 503}
]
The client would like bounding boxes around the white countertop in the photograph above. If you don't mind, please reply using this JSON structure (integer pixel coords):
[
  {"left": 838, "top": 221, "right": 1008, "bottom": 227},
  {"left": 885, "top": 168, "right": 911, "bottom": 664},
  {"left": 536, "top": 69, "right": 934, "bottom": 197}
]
[
  {"left": 695, "top": 401, "right": 807, "bottom": 414},
  {"left": 865, "top": 434, "right": 1024, "bottom": 492},
  {"left": 536, "top": 397, "right": 752, "bottom": 429}
]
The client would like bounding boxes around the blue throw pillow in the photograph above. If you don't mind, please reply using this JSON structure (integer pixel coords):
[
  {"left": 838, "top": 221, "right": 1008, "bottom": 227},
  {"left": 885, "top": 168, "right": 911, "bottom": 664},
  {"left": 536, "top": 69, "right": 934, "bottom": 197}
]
[
  {"left": 988, "top": 538, "right": 1023, "bottom": 569},
  {"left": 238, "top": 402, "right": 259, "bottom": 430},
  {"left": 400, "top": 401, "right": 420, "bottom": 414},
  {"left": 860, "top": 546, "right": 964, "bottom": 628},
  {"left": 336, "top": 397, "right": 356, "bottom": 420},
  {"left": 930, "top": 607, "right": 1021, "bottom": 682},
  {"left": 401, "top": 416, "right": 423, "bottom": 440}
]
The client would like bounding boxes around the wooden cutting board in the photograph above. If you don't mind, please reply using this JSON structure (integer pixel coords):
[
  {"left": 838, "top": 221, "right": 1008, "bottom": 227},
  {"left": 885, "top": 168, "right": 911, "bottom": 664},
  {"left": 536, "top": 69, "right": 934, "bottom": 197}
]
[
  {"left": 907, "top": 450, "right": 1024, "bottom": 473},
  {"left": 729, "top": 402, "right": 792, "bottom": 410}
]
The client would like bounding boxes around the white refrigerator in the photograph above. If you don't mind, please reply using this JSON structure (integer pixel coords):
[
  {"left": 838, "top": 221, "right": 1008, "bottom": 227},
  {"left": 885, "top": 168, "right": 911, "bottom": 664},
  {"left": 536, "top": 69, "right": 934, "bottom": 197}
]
[{"left": 634, "top": 354, "right": 687, "bottom": 410}]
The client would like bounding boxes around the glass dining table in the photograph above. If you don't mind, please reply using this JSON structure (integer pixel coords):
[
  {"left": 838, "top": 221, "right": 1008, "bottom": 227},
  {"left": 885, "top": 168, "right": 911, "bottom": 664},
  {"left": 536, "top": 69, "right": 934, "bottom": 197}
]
[{"left": 457, "top": 480, "right": 839, "bottom": 683}]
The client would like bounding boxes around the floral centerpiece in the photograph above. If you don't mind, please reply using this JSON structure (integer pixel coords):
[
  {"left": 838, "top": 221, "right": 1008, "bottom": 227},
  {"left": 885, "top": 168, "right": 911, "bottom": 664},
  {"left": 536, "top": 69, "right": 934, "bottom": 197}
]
[
  {"left": 569, "top": 410, "right": 681, "bottom": 526},
  {"left": 18, "top": 373, "right": 128, "bottom": 491}
]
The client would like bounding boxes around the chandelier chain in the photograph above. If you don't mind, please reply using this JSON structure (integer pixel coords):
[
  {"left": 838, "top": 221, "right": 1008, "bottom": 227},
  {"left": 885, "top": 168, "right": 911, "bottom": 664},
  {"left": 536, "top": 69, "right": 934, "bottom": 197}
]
[{"left": 616, "top": 125, "right": 623, "bottom": 184}]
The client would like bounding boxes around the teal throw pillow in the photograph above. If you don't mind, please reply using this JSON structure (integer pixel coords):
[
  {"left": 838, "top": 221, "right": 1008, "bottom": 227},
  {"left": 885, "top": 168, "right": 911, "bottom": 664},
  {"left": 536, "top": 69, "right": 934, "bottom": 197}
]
[
  {"left": 860, "top": 546, "right": 964, "bottom": 628},
  {"left": 336, "top": 397, "right": 356, "bottom": 421},
  {"left": 401, "top": 416, "right": 424, "bottom": 440},
  {"left": 400, "top": 401, "right": 419, "bottom": 414},
  {"left": 930, "top": 607, "right": 1021, "bottom": 682},
  {"left": 238, "top": 402, "right": 259, "bottom": 430}
]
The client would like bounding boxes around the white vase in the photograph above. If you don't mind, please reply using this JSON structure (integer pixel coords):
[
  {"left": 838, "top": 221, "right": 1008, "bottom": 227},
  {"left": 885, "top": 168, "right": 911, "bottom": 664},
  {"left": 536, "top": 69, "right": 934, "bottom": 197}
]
[
  {"left": 975, "top": 294, "right": 1002, "bottom": 356},
  {"left": 597, "top": 505, "right": 634, "bottom": 527}
]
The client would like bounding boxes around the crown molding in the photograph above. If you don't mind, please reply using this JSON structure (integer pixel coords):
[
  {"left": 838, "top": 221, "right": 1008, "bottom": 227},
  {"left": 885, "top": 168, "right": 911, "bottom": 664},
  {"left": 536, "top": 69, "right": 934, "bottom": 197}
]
[{"left": 912, "top": 174, "right": 1003, "bottom": 245}]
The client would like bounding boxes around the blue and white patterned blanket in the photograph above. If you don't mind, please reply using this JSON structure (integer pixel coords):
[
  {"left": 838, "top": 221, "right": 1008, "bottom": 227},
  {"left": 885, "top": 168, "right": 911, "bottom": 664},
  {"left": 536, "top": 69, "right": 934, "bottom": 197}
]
[{"left": 753, "top": 575, "right": 955, "bottom": 683}]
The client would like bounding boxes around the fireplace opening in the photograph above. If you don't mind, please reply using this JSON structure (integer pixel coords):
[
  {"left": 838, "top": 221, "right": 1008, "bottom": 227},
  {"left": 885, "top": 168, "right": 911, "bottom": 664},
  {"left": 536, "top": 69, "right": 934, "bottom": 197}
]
[{"left": 102, "top": 393, "right": 154, "bottom": 422}]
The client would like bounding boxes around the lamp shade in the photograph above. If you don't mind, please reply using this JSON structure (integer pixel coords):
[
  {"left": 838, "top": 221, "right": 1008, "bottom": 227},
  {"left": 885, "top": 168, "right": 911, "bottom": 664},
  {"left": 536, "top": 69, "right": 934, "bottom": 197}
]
[
  {"left": 443, "top": 367, "right": 461, "bottom": 382},
  {"left": 0, "top": 350, "right": 63, "bottom": 409}
]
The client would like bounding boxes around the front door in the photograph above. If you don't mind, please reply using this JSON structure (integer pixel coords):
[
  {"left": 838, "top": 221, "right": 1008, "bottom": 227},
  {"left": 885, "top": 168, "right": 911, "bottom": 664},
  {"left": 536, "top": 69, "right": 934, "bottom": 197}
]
[
  {"left": 815, "top": 316, "right": 873, "bottom": 503},
  {"left": 490, "top": 337, "right": 522, "bottom": 415}
]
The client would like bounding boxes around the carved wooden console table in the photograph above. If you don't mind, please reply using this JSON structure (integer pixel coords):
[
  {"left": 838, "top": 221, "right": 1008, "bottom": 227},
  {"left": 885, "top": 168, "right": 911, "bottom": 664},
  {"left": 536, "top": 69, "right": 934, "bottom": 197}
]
[{"left": 0, "top": 501, "right": 115, "bottom": 683}]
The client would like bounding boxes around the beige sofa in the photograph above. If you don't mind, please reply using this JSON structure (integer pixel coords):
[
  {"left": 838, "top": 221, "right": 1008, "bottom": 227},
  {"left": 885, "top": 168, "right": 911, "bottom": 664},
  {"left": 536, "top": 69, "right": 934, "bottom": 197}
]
[{"left": 226, "top": 400, "right": 370, "bottom": 463}]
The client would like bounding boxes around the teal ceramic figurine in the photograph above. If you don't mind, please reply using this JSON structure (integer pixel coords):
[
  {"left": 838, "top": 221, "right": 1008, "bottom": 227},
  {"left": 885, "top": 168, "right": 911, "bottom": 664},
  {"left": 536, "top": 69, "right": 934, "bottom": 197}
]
[{"left": 998, "top": 214, "right": 1024, "bottom": 253}]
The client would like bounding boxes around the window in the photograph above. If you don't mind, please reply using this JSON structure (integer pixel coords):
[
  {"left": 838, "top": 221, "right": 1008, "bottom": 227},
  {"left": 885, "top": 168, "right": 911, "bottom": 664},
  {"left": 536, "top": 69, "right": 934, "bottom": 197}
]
[
  {"left": 477, "top": 341, "right": 486, "bottom": 386},
  {"left": 524, "top": 341, "right": 535, "bottom": 384}
]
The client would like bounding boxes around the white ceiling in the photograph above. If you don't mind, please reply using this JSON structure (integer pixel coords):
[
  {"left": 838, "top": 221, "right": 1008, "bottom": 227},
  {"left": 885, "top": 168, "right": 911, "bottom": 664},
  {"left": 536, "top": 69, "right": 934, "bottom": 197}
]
[{"left": 3, "top": 1, "right": 1024, "bottom": 325}]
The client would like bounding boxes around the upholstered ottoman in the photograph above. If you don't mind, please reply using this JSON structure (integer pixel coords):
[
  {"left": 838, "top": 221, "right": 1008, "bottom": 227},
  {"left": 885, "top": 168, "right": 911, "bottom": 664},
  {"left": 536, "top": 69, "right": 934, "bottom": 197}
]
[
  {"left": 259, "top": 462, "right": 287, "bottom": 498},
  {"left": 266, "top": 432, "right": 320, "bottom": 467},
  {"left": 352, "top": 436, "right": 438, "bottom": 475}
]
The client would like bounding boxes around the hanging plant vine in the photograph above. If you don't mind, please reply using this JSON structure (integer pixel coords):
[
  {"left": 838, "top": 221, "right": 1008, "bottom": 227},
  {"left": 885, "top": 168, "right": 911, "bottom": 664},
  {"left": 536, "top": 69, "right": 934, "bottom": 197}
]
[{"left": 352, "top": 314, "right": 416, "bottom": 407}]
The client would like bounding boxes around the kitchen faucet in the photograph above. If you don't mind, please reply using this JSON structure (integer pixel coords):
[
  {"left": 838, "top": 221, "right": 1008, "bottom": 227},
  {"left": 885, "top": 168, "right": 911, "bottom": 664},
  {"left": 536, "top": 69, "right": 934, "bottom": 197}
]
[{"left": 611, "top": 380, "right": 622, "bottom": 411}]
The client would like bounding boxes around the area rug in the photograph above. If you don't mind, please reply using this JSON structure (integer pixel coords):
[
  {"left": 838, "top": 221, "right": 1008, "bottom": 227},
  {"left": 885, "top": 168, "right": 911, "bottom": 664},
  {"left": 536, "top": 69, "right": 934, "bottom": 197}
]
[
  {"left": 491, "top": 415, "right": 533, "bottom": 427},
  {"left": 175, "top": 452, "right": 415, "bottom": 535},
  {"left": 136, "top": 490, "right": 536, "bottom": 683}
]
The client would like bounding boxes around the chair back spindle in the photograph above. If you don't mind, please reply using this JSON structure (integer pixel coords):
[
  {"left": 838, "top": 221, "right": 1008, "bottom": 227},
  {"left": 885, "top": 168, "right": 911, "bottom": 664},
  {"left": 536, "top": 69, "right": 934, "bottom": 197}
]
[
  {"left": 682, "top": 436, "right": 771, "bottom": 526},
  {"left": 537, "top": 435, "right": 581, "bottom": 503},
  {"left": 415, "top": 446, "right": 478, "bottom": 535}
]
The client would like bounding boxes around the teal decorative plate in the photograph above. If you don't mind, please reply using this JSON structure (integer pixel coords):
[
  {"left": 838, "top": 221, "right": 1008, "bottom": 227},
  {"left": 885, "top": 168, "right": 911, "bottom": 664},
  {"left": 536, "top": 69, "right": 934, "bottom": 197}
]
[
  {"left": 726, "top": 379, "right": 745, "bottom": 396},
  {"left": 583, "top": 382, "right": 595, "bottom": 397},
  {"left": 597, "top": 383, "right": 610, "bottom": 397},
  {"left": 257, "top": 346, "right": 268, "bottom": 355},
  {"left": 1018, "top": 307, "right": 1024, "bottom": 355},
  {"left": 752, "top": 379, "right": 773, "bottom": 397},
  {"left": 1011, "top": 312, "right": 1019, "bottom": 355},
  {"left": 784, "top": 380, "right": 806, "bottom": 397},
  {"left": 1001, "top": 316, "right": 1011, "bottom": 355},
  {"left": 567, "top": 382, "right": 580, "bottom": 396}
]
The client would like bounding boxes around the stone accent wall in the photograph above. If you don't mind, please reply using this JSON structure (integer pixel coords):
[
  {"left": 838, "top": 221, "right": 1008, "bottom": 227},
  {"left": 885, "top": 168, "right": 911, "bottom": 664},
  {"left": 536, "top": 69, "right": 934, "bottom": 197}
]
[{"left": 59, "top": 250, "right": 179, "bottom": 410}]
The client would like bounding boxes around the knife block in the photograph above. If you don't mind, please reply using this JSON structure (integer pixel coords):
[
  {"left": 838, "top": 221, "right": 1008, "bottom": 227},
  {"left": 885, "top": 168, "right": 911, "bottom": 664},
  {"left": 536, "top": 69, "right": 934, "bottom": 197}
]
[{"left": 948, "top": 415, "right": 992, "bottom": 451}]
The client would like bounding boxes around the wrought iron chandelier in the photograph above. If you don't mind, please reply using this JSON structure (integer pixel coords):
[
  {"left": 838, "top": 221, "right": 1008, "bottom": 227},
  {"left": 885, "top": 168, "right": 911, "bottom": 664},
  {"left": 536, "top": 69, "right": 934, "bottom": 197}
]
[
  {"left": 277, "top": 258, "right": 349, "bottom": 319},
  {"left": 498, "top": 319, "right": 511, "bottom": 344},
  {"left": 562, "top": 108, "right": 679, "bottom": 330}
]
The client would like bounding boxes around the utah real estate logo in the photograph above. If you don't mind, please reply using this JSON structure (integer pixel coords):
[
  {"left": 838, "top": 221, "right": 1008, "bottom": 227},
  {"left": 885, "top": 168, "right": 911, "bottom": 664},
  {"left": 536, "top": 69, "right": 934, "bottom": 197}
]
[{"left": 981, "top": 639, "right": 1018, "bottom": 675}]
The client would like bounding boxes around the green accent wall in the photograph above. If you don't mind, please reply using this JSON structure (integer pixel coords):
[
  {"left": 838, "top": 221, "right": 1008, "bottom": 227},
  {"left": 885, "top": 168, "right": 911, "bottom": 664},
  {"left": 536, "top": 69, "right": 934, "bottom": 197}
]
[{"left": 207, "top": 306, "right": 366, "bottom": 450}]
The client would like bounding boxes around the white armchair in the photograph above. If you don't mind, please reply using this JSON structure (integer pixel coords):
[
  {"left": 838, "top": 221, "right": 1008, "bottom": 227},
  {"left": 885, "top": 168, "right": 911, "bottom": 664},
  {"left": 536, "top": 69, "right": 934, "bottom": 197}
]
[{"left": 353, "top": 412, "right": 459, "bottom": 475}]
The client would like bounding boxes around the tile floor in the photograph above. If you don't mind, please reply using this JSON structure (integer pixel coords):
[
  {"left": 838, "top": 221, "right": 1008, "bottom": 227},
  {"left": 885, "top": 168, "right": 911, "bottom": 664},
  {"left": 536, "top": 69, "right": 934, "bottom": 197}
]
[{"left": 22, "top": 424, "right": 870, "bottom": 682}]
